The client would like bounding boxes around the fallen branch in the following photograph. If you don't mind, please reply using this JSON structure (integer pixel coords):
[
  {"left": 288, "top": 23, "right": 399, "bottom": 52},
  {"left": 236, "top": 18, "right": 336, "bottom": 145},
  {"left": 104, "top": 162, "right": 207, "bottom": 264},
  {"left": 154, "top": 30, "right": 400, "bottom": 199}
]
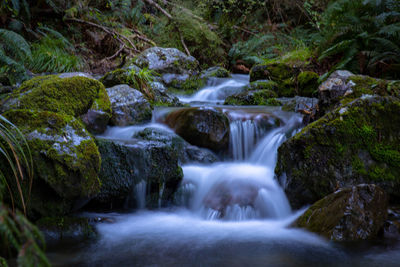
[
  {"left": 65, "top": 17, "right": 139, "bottom": 53},
  {"left": 180, "top": 32, "right": 191, "bottom": 56},
  {"left": 102, "top": 44, "right": 125, "bottom": 62}
]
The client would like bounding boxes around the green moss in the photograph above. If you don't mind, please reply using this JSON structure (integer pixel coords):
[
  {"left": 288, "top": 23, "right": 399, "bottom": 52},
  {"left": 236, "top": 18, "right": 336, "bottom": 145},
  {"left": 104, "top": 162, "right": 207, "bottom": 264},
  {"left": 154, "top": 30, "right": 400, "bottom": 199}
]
[
  {"left": 9, "top": 75, "right": 104, "bottom": 117},
  {"left": 3, "top": 109, "right": 101, "bottom": 202},
  {"left": 169, "top": 75, "right": 206, "bottom": 93},
  {"left": 297, "top": 71, "right": 319, "bottom": 97},
  {"left": 91, "top": 86, "right": 112, "bottom": 114},
  {"left": 100, "top": 69, "right": 129, "bottom": 88},
  {"left": 278, "top": 96, "right": 400, "bottom": 204},
  {"left": 247, "top": 80, "right": 278, "bottom": 91},
  {"left": 224, "top": 89, "right": 279, "bottom": 106}
]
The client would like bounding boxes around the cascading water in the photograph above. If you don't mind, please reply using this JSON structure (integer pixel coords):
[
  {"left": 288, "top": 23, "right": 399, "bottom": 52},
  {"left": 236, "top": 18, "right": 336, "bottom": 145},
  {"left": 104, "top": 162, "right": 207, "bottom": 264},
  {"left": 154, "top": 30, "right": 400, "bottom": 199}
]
[
  {"left": 48, "top": 76, "right": 361, "bottom": 267},
  {"left": 180, "top": 109, "right": 303, "bottom": 221}
]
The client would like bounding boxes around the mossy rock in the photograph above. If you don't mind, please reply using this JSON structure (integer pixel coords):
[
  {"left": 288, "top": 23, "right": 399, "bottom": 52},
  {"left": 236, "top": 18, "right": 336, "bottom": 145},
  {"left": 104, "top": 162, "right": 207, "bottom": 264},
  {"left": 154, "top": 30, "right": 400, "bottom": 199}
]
[
  {"left": 277, "top": 96, "right": 400, "bottom": 208},
  {"left": 100, "top": 68, "right": 130, "bottom": 88},
  {"left": 318, "top": 73, "right": 400, "bottom": 116},
  {"left": 167, "top": 74, "right": 206, "bottom": 94},
  {"left": 1, "top": 75, "right": 109, "bottom": 118},
  {"left": 250, "top": 63, "right": 298, "bottom": 83},
  {"left": 297, "top": 71, "right": 319, "bottom": 97},
  {"left": 296, "top": 184, "right": 387, "bottom": 241},
  {"left": 165, "top": 107, "right": 230, "bottom": 152},
  {"left": 249, "top": 63, "right": 299, "bottom": 97},
  {"left": 134, "top": 47, "right": 199, "bottom": 75},
  {"left": 3, "top": 109, "right": 101, "bottom": 216},
  {"left": 200, "top": 66, "right": 231, "bottom": 79},
  {"left": 93, "top": 138, "right": 183, "bottom": 210},
  {"left": 246, "top": 80, "right": 278, "bottom": 91},
  {"left": 224, "top": 90, "right": 281, "bottom": 106}
]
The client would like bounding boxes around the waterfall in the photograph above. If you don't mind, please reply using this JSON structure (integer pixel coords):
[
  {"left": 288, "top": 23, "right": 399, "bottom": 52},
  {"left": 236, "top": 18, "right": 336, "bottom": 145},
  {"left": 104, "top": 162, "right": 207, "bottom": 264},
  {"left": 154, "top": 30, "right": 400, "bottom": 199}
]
[
  {"left": 181, "top": 112, "right": 303, "bottom": 221},
  {"left": 229, "top": 120, "right": 262, "bottom": 161}
]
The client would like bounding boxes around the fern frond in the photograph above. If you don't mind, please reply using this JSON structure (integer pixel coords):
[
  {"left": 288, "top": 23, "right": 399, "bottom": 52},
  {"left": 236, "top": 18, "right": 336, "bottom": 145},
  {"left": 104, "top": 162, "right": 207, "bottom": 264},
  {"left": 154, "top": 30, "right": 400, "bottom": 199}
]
[{"left": 0, "top": 29, "right": 31, "bottom": 62}]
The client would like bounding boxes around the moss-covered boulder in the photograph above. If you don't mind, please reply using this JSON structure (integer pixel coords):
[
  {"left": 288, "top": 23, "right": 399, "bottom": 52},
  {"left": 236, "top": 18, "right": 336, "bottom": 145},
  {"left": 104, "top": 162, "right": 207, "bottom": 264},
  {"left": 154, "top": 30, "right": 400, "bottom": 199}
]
[
  {"left": 106, "top": 84, "right": 152, "bottom": 126},
  {"left": 296, "top": 184, "right": 387, "bottom": 241},
  {"left": 2, "top": 75, "right": 109, "bottom": 117},
  {"left": 297, "top": 71, "right": 319, "bottom": 97},
  {"left": 93, "top": 138, "right": 183, "bottom": 209},
  {"left": 134, "top": 47, "right": 199, "bottom": 75},
  {"left": 200, "top": 66, "right": 231, "bottom": 79},
  {"left": 3, "top": 110, "right": 101, "bottom": 216},
  {"left": 276, "top": 96, "right": 400, "bottom": 208},
  {"left": 165, "top": 107, "right": 230, "bottom": 152},
  {"left": 224, "top": 90, "right": 281, "bottom": 106}
]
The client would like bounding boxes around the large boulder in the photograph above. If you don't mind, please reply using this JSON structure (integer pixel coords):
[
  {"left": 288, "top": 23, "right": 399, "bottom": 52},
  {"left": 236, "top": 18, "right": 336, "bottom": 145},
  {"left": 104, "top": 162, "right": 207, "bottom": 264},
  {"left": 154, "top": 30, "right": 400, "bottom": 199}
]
[
  {"left": 296, "top": 184, "right": 387, "bottom": 241},
  {"left": 106, "top": 84, "right": 152, "bottom": 126},
  {"left": 0, "top": 74, "right": 112, "bottom": 134},
  {"left": 249, "top": 63, "right": 319, "bottom": 97},
  {"left": 3, "top": 110, "right": 101, "bottom": 217},
  {"left": 94, "top": 138, "right": 183, "bottom": 209},
  {"left": 134, "top": 47, "right": 199, "bottom": 75},
  {"left": 276, "top": 96, "right": 400, "bottom": 208},
  {"left": 165, "top": 107, "right": 230, "bottom": 151}
]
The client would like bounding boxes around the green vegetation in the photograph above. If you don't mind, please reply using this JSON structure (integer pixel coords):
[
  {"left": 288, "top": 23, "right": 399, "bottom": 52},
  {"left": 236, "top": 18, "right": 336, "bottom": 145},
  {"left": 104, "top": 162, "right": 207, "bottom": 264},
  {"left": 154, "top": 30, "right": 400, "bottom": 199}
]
[{"left": 0, "top": 115, "right": 49, "bottom": 265}]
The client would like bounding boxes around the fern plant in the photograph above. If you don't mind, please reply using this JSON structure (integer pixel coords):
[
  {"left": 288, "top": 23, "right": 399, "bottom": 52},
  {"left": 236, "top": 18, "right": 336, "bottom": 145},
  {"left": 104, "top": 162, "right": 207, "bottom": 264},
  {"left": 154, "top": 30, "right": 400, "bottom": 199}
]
[
  {"left": 0, "top": 115, "right": 49, "bottom": 266},
  {"left": 317, "top": 0, "right": 400, "bottom": 79},
  {"left": 126, "top": 67, "right": 157, "bottom": 100},
  {"left": 28, "top": 26, "right": 84, "bottom": 73},
  {"left": 0, "top": 29, "right": 31, "bottom": 85}
]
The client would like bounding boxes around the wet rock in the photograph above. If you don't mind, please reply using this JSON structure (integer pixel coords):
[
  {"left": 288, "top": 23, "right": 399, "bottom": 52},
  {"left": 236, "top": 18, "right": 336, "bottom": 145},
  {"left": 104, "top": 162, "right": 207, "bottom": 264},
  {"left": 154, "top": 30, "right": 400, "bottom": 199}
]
[
  {"left": 94, "top": 138, "right": 183, "bottom": 209},
  {"left": 318, "top": 71, "right": 400, "bottom": 116},
  {"left": 106, "top": 84, "right": 152, "bottom": 126},
  {"left": 200, "top": 66, "right": 231, "bottom": 79},
  {"left": 165, "top": 107, "right": 230, "bottom": 152},
  {"left": 296, "top": 184, "right": 387, "bottom": 241},
  {"left": 36, "top": 216, "right": 96, "bottom": 245},
  {"left": 277, "top": 96, "right": 400, "bottom": 208},
  {"left": 3, "top": 110, "right": 101, "bottom": 217},
  {"left": 133, "top": 127, "right": 219, "bottom": 164},
  {"left": 280, "top": 96, "right": 319, "bottom": 113},
  {"left": 150, "top": 81, "right": 181, "bottom": 106},
  {"left": 134, "top": 47, "right": 199, "bottom": 75}
]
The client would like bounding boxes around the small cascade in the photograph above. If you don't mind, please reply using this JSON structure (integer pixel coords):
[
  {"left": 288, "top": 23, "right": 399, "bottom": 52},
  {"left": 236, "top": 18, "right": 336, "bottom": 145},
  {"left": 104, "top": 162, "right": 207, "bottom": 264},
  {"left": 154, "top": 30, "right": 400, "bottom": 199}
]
[
  {"left": 229, "top": 120, "right": 262, "bottom": 161},
  {"left": 182, "top": 163, "right": 292, "bottom": 221}
]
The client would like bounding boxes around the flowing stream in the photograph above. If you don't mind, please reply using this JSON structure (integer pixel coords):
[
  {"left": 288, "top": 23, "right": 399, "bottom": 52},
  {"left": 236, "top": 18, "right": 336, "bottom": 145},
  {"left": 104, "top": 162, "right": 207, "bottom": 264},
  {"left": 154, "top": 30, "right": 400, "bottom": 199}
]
[{"left": 49, "top": 76, "right": 400, "bottom": 267}]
